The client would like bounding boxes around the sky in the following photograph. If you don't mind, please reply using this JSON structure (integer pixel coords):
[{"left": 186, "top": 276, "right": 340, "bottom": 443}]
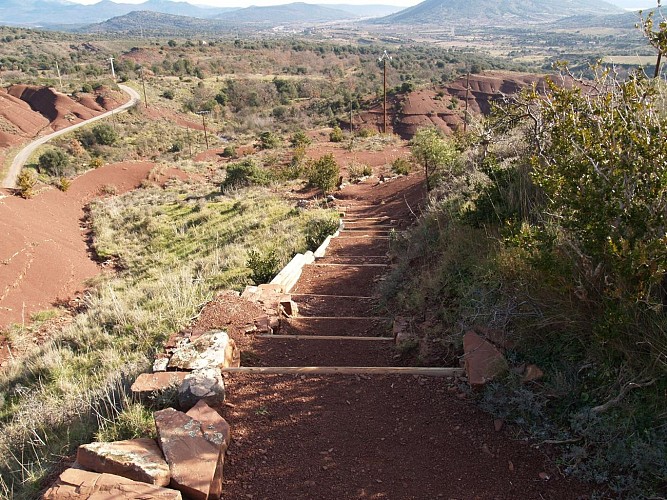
[
  {"left": 65, "top": 0, "right": 423, "bottom": 5},
  {"left": 62, "top": 0, "right": 660, "bottom": 9}
]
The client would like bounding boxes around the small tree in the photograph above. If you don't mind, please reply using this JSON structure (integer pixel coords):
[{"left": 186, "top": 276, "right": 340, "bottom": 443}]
[
  {"left": 38, "top": 149, "right": 69, "bottom": 177},
  {"left": 92, "top": 123, "right": 118, "bottom": 146},
  {"left": 410, "top": 126, "right": 460, "bottom": 191},
  {"left": 258, "top": 131, "right": 281, "bottom": 150},
  {"left": 290, "top": 130, "right": 311, "bottom": 148},
  {"left": 308, "top": 154, "right": 340, "bottom": 194}
]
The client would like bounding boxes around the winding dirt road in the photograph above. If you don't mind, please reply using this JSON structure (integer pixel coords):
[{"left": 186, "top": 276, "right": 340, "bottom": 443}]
[{"left": 1, "top": 84, "right": 140, "bottom": 189}]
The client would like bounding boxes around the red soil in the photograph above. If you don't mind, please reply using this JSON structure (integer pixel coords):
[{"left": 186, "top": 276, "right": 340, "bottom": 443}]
[
  {"left": 356, "top": 71, "right": 549, "bottom": 138},
  {"left": 0, "top": 162, "right": 155, "bottom": 329}
]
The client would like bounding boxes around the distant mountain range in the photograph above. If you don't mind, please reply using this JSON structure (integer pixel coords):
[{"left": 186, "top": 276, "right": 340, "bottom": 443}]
[
  {"left": 375, "top": 0, "right": 624, "bottom": 26},
  {"left": 1, "top": 0, "right": 649, "bottom": 32},
  {"left": 0, "top": 0, "right": 403, "bottom": 27}
]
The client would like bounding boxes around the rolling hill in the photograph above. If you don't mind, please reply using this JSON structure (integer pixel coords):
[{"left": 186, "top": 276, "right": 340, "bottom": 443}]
[
  {"left": 375, "top": 0, "right": 624, "bottom": 26},
  {"left": 216, "top": 2, "right": 355, "bottom": 23}
]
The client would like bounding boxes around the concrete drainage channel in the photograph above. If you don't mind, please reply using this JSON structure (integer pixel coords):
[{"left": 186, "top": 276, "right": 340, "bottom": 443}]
[{"left": 44, "top": 208, "right": 490, "bottom": 499}]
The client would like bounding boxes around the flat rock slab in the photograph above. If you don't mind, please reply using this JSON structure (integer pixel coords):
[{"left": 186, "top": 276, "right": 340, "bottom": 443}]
[
  {"left": 186, "top": 400, "right": 232, "bottom": 450},
  {"left": 155, "top": 407, "right": 223, "bottom": 500},
  {"left": 168, "top": 330, "right": 237, "bottom": 371},
  {"left": 463, "top": 331, "right": 508, "bottom": 388},
  {"left": 76, "top": 438, "right": 170, "bottom": 486},
  {"left": 131, "top": 372, "right": 187, "bottom": 396},
  {"left": 42, "top": 468, "right": 181, "bottom": 499}
]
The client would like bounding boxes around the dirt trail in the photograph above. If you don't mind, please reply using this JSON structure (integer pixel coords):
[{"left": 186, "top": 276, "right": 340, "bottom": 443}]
[{"left": 214, "top": 174, "right": 590, "bottom": 499}]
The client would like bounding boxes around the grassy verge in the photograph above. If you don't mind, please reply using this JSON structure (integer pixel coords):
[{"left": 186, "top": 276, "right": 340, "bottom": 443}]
[{"left": 0, "top": 176, "right": 336, "bottom": 498}]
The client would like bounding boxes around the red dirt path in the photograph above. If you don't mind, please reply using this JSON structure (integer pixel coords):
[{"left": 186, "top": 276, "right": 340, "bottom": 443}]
[
  {"left": 186, "top": 173, "right": 591, "bottom": 499},
  {"left": 0, "top": 162, "right": 155, "bottom": 328}
]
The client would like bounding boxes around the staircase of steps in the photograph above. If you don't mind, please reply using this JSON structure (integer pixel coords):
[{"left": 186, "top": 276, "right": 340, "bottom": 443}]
[{"left": 228, "top": 200, "right": 457, "bottom": 375}]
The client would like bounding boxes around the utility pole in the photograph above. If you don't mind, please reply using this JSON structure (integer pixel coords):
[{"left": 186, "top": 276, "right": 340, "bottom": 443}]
[
  {"left": 378, "top": 50, "right": 392, "bottom": 134},
  {"left": 109, "top": 57, "right": 116, "bottom": 81},
  {"left": 54, "top": 60, "right": 63, "bottom": 90},
  {"left": 464, "top": 71, "right": 470, "bottom": 133},
  {"left": 197, "top": 110, "right": 211, "bottom": 149},
  {"left": 139, "top": 66, "right": 148, "bottom": 108}
]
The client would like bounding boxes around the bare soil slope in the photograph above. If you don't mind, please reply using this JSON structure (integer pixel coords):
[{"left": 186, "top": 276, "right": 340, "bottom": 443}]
[
  {"left": 357, "top": 71, "right": 549, "bottom": 138},
  {"left": 0, "top": 162, "right": 154, "bottom": 328}
]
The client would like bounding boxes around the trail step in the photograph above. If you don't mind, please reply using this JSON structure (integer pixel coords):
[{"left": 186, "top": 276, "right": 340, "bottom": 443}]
[
  {"left": 291, "top": 293, "right": 377, "bottom": 299},
  {"left": 288, "top": 316, "right": 391, "bottom": 320},
  {"left": 308, "top": 263, "right": 389, "bottom": 267},
  {"left": 257, "top": 335, "right": 393, "bottom": 341},
  {"left": 222, "top": 366, "right": 464, "bottom": 376}
]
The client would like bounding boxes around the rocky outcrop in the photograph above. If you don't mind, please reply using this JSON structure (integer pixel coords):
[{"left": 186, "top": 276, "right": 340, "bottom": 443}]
[
  {"left": 76, "top": 438, "right": 170, "bottom": 486},
  {"left": 155, "top": 407, "right": 225, "bottom": 500},
  {"left": 42, "top": 468, "right": 181, "bottom": 499}
]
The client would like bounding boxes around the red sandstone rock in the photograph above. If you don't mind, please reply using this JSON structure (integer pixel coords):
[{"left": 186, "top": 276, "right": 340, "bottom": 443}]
[
  {"left": 155, "top": 408, "right": 224, "bottom": 500},
  {"left": 522, "top": 364, "right": 544, "bottom": 383},
  {"left": 42, "top": 468, "right": 181, "bottom": 499},
  {"left": 131, "top": 372, "right": 187, "bottom": 397},
  {"left": 463, "top": 331, "right": 508, "bottom": 388},
  {"left": 76, "top": 438, "right": 170, "bottom": 486},
  {"left": 186, "top": 400, "right": 231, "bottom": 450}
]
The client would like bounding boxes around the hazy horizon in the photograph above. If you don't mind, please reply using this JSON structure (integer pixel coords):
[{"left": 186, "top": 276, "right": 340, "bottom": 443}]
[{"left": 60, "top": 0, "right": 661, "bottom": 9}]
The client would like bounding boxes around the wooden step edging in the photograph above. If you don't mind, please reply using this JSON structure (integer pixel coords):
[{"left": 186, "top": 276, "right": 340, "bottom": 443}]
[
  {"left": 257, "top": 334, "right": 393, "bottom": 341},
  {"left": 221, "top": 366, "right": 464, "bottom": 376},
  {"left": 291, "top": 293, "right": 377, "bottom": 299},
  {"left": 308, "top": 263, "right": 389, "bottom": 267},
  {"left": 286, "top": 316, "right": 391, "bottom": 320}
]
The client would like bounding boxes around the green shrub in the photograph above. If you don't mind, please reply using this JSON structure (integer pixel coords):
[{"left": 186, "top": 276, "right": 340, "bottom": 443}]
[
  {"left": 222, "top": 145, "right": 237, "bottom": 158},
  {"left": 290, "top": 130, "right": 311, "bottom": 148},
  {"left": 81, "top": 83, "right": 93, "bottom": 93},
  {"left": 162, "top": 89, "right": 175, "bottom": 100},
  {"left": 247, "top": 248, "right": 280, "bottom": 284},
  {"left": 357, "top": 128, "right": 375, "bottom": 138},
  {"left": 329, "top": 126, "right": 344, "bottom": 143},
  {"left": 223, "top": 159, "right": 272, "bottom": 189},
  {"left": 258, "top": 131, "right": 281, "bottom": 150},
  {"left": 90, "top": 157, "right": 104, "bottom": 169},
  {"left": 305, "top": 217, "right": 339, "bottom": 251},
  {"left": 38, "top": 149, "right": 69, "bottom": 176},
  {"left": 92, "top": 123, "right": 118, "bottom": 146},
  {"left": 391, "top": 157, "right": 412, "bottom": 175},
  {"left": 308, "top": 154, "right": 340, "bottom": 194}
]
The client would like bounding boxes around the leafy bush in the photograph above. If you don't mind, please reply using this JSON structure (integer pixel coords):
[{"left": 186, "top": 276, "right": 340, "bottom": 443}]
[
  {"left": 305, "top": 216, "right": 339, "bottom": 251},
  {"left": 290, "top": 130, "right": 311, "bottom": 147},
  {"left": 391, "top": 157, "right": 412, "bottom": 175},
  {"left": 56, "top": 176, "right": 71, "bottom": 192},
  {"left": 222, "top": 145, "right": 237, "bottom": 158},
  {"left": 223, "top": 159, "right": 272, "bottom": 189},
  {"left": 308, "top": 154, "right": 340, "bottom": 194},
  {"left": 162, "top": 89, "right": 175, "bottom": 100},
  {"left": 410, "top": 126, "right": 462, "bottom": 190},
  {"left": 258, "top": 131, "right": 281, "bottom": 150},
  {"left": 90, "top": 157, "right": 104, "bottom": 169},
  {"left": 247, "top": 248, "right": 280, "bottom": 284},
  {"left": 92, "top": 123, "right": 118, "bottom": 146},
  {"left": 16, "top": 170, "right": 36, "bottom": 198},
  {"left": 81, "top": 83, "right": 93, "bottom": 93},
  {"left": 38, "top": 149, "right": 69, "bottom": 176},
  {"left": 357, "top": 128, "right": 375, "bottom": 138},
  {"left": 329, "top": 126, "right": 344, "bottom": 143}
]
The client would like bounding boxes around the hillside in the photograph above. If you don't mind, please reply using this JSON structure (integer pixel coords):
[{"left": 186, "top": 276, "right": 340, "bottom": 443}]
[
  {"left": 375, "top": 0, "right": 623, "bottom": 26},
  {"left": 80, "top": 11, "right": 231, "bottom": 35},
  {"left": 216, "top": 2, "right": 355, "bottom": 23}
]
